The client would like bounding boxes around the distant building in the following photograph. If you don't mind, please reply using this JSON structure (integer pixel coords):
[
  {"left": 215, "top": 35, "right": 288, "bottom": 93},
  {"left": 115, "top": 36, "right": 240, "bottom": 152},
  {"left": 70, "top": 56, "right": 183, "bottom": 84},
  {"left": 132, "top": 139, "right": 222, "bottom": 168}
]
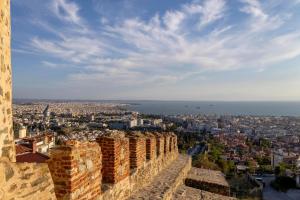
[
  {"left": 137, "top": 118, "right": 144, "bottom": 126},
  {"left": 271, "top": 149, "right": 284, "bottom": 169},
  {"left": 18, "top": 125, "right": 27, "bottom": 138},
  {"left": 43, "top": 105, "right": 50, "bottom": 118},
  {"left": 129, "top": 119, "right": 138, "bottom": 128}
]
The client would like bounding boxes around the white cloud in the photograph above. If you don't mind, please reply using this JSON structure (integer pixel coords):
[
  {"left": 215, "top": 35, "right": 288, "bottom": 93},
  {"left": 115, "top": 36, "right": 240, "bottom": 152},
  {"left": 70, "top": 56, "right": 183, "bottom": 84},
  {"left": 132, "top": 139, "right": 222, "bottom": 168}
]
[
  {"left": 163, "top": 11, "right": 185, "bottom": 31},
  {"left": 52, "top": 0, "right": 82, "bottom": 25},
  {"left": 199, "top": 0, "right": 226, "bottom": 27},
  {"left": 17, "top": 0, "right": 300, "bottom": 90},
  {"left": 240, "top": 0, "right": 285, "bottom": 31}
]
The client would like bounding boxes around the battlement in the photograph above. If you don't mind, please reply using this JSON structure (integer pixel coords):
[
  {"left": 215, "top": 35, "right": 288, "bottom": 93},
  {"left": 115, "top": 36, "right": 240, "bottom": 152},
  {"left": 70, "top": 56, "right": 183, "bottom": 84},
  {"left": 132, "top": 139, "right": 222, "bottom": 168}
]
[
  {"left": 47, "top": 141, "right": 102, "bottom": 199},
  {"left": 46, "top": 131, "right": 179, "bottom": 200}
]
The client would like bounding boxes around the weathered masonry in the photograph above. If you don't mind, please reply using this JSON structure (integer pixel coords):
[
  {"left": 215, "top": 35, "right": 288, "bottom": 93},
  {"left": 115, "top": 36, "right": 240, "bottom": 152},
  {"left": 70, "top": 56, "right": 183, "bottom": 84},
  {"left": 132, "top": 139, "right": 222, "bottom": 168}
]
[{"left": 0, "top": 0, "right": 15, "bottom": 162}]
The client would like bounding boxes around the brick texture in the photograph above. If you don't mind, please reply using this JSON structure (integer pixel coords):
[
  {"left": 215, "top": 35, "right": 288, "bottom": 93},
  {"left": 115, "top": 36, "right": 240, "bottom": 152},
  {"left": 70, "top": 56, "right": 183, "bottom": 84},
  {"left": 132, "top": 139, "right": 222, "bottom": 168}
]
[
  {"left": 145, "top": 133, "right": 156, "bottom": 161},
  {"left": 128, "top": 134, "right": 146, "bottom": 169},
  {"left": 47, "top": 141, "right": 102, "bottom": 200},
  {"left": 96, "top": 135, "right": 130, "bottom": 184}
]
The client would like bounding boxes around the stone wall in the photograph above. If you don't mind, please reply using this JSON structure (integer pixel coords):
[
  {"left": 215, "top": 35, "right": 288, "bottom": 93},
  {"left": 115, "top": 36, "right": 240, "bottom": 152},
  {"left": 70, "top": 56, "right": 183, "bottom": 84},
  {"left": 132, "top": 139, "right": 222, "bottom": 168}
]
[
  {"left": 47, "top": 141, "right": 102, "bottom": 200},
  {"left": 0, "top": 0, "right": 15, "bottom": 162},
  {"left": 0, "top": 157, "right": 56, "bottom": 200},
  {"left": 185, "top": 167, "right": 230, "bottom": 196},
  {"left": 185, "top": 178, "right": 230, "bottom": 196}
]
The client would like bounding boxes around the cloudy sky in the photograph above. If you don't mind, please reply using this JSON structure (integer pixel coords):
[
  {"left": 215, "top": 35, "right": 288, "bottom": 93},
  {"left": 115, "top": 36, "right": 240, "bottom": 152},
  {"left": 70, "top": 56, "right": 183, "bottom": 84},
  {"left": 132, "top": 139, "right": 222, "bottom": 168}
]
[{"left": 11, "top": 0, "right": 300, "bottom": 101}]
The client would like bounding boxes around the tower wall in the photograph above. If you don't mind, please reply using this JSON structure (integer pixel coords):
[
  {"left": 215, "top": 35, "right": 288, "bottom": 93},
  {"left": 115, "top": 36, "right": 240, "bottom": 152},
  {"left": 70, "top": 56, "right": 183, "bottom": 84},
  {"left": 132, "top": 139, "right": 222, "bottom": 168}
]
[{"left": 0, "top": 0, "right": 15, "bottom": 161}]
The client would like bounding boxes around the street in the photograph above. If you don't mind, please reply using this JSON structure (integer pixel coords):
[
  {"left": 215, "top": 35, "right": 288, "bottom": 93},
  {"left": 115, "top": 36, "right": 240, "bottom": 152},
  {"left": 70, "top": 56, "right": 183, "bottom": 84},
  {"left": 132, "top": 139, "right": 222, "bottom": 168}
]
[{"left": 262, "top": 175, "right": 300, "bottom": 200}]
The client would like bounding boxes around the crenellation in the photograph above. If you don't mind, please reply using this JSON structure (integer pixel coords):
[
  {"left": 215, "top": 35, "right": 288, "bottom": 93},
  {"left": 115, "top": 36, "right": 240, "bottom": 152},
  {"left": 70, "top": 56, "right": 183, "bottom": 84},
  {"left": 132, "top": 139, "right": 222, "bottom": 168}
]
[
  {"left": 96, "top": 131, "right": 130, "bottom": 184},
  {"left": 145, "top": 132, "right": 157, "bottom": 161},
  {"left": 153, "top": 132, "right": 165, "bottom": 158},
  {"left": 127, "top": 132, "right": 147, "bottom": 169},
  {"left": 47, "top": 140, "right": 102, "bottom": 200},
  {"left": 163, "top": 134, "right": 171, "bottom": 155}
]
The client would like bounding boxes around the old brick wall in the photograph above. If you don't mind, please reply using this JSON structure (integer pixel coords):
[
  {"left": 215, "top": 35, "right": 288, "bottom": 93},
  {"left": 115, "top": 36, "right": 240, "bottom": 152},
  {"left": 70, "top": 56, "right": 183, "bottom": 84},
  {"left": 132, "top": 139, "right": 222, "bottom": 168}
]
[
  {"left": 145, "top": 133, "right": 156, "bottom": 161},
  {"left": 0, "top": 157, "right": 56, "bottom": 200},
  {"left": 154, "top": 133, "right": 165, "bottom": 157},
  {"left": 164, "top": 135, "right": 171, "bottom": 155},
  {"left": 96, "top": 135, "right": 130, "bottom": 184},
  {"left": 128, "top": 134, "right": 146, "bottom": 169},
  {"left": 101, "top": 133, "right": 178, "bottom": 200},
  {"left": 0, "top": 0, "right": 15, "bottom": 162},
  {"left": 47, "top": 141, "right": 102, "bottom": 200}
]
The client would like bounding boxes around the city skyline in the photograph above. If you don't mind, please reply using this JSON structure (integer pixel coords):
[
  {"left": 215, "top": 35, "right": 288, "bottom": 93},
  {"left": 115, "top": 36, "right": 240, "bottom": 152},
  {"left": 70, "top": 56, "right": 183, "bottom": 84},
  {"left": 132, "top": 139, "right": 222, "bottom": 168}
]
[{"left": 12, "top": 0, "right": 300, "bottom": 101}]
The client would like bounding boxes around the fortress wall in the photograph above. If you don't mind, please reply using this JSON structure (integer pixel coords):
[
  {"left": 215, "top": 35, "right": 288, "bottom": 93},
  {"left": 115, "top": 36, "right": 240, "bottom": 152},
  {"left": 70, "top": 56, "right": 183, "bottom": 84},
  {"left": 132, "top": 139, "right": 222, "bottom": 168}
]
[
  {"left": 0, "top": 0, "right": 15, "bottom": 162},
  {"left": 145, "top": 134, "right": 157, "bottom": 161},
  {"left": 0, "top": 157, "right": 56, "bottom": 200},
  {"left": 96, "top": 135, "right": 130, "bottom": 184},
  {"left": 155, "top": 133, "right": 165, "bottom": 157},
  {"left": 47, "top": 141, "right": 102, "bottom": 200},
  {"left": 128, "top": 135, "right": 147, "bottom": 169},
  {"left": 100, "top": 132, "right": 179, "bottom": 200}
]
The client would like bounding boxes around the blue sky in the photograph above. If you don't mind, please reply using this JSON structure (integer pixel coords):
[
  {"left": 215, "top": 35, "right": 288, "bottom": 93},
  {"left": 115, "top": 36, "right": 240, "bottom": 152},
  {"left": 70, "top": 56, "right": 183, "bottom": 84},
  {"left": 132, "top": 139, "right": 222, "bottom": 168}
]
[{"left": 11, "top": 0, "right": 300, "bottom": 100}]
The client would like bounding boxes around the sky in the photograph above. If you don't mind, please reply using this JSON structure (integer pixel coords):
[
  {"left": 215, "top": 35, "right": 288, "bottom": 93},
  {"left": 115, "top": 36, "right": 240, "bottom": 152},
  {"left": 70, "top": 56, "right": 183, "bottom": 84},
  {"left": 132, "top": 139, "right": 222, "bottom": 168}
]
[{"left": 11, "top": 0, "right": 300, "bottom": 101}]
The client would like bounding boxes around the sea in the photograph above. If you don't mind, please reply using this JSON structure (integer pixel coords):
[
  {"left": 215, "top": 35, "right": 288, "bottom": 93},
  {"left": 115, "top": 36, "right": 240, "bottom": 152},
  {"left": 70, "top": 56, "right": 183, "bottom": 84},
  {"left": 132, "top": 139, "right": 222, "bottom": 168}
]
[
  {"left": 13, "top": 99, "right": 300, "bottom": 117},
  {"left": 123, "top": 101, "right": 300, "bottom": 117}
]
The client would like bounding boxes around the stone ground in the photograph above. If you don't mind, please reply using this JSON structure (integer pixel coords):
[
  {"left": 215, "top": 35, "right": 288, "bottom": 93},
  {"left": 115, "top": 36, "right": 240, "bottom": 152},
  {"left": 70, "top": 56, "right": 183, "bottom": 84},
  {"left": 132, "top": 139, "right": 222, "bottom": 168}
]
[
  {"left": 127, "top": 154, "right": 191, "bottom": 200},
  {"left": 187, "top": 167, "right": 229, "bottom": 187},
  {"left": 127, "top": 154, "right": 237, "bottom": 200},
  {"left": 173, "top": 185, "right": 237, "bottom": 200}
]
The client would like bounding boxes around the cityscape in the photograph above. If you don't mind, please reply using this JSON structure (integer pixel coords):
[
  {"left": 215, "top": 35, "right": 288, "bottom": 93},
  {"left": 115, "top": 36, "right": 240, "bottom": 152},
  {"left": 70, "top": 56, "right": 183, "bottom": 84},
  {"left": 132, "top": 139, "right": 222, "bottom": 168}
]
[{"left": 1, "top": 0, "right": 300, "bottom": 200}]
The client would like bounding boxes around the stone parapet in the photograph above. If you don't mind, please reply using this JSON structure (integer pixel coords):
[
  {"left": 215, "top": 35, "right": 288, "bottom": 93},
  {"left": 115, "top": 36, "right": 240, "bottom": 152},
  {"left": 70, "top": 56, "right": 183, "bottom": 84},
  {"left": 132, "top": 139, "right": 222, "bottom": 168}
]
[
  {"left": 0, "top": 157, "right": 56, "bottom": 200},
  {"left": 185, "top": 167, "right": 230, "bottom": 196},
  {"left": 173, "top": 185, "right": 237, "bottom": 200},
  {"left": 47, "top": 140, "right": 102, "bottom": 200}
]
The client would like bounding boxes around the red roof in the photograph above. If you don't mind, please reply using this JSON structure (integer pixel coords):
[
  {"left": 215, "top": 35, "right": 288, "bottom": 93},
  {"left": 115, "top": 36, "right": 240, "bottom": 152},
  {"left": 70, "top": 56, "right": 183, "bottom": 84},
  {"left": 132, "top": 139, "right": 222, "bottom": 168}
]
[
  {"left": 16, "top": 152, "right": 49, "bottom": 163},
  {"left": 16, "top": 144, "right": 32, "bottom": 155}
]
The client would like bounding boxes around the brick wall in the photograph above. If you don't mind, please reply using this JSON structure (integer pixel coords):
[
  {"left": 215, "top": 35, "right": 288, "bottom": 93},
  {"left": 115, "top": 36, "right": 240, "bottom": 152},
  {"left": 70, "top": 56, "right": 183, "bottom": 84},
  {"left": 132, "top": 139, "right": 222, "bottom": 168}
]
[
  {"left": 47, "top": 141, "right": 102, "bottom": 200},
  {"left": 96, "top": 135, "right": 130, "bottom": 184},
  {"left": 154, "top": 133, "right": 165, "bottom": 157},
  {"left": 145, "top": 133, "right": 156, "bottom": 161},
  {"left": 0, "top": 0, "right": 15, "bottom": 162},
  {"left": 164, "top": 134, "right": 171, "bottom": 155},
  {"left": 128, "top": 134, "right": 146, "bottom": 169},
  {"left": 170, "top": 133, "right": 178, "bottom": 153}
]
